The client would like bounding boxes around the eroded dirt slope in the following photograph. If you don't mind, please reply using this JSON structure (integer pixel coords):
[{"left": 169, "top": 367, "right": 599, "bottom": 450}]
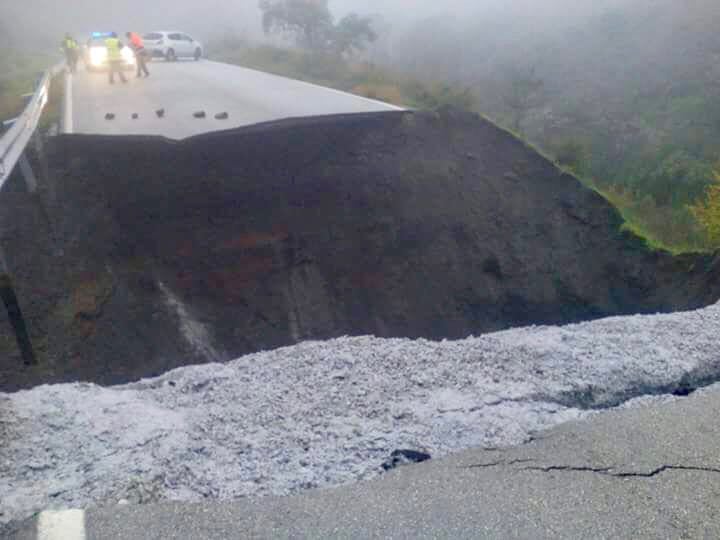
[{"left": 0, "top": 110, "right": 718, "bottom": 390}]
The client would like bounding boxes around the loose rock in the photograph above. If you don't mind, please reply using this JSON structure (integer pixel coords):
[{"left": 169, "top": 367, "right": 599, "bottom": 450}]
[{"left": 382, "top": 450, "right": 432, "bottom": 471}]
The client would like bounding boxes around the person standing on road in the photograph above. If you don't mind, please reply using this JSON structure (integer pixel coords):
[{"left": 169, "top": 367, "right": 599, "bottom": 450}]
[
  {"left": 105, "top": 32, "right": 127, "bottom": 85},
  {"left": 126, "top": 32, "right": 150, "bottom": 78},
  {"left": 61, "top": 34, "right": 79, "bottom": 73}
]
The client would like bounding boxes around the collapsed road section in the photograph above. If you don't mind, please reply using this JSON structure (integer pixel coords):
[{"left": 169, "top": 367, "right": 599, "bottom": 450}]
[
  {"left": 1, "top": 302, "right": 719, "bottom": 529},
  {"left": 0, "top": 110, "right": 718, "bottom": 390}
]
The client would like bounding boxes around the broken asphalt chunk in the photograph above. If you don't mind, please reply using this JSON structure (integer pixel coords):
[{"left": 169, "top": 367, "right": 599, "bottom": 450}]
[
  {"left": 381, "top": 449, "right": 431, "bottom": 471},
  {"left": 193, "top": 111, "right": 207, "bottom": 119},
  {"left": 215, "top": 112, "right": 229, "bottom": 120},
  {"left": 156, "top": 109, "right": 165, "bottom": 118},
  {"left": 105, "top": 113, "right": 115, "bottom": 121}
]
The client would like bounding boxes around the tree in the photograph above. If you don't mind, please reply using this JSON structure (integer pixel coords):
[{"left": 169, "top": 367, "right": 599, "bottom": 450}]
[
  {"left": 259, "top": 0, "right": 377, "bottom": 55},
  {"left": 259, "top": 0, "right": 334, "bottom": 50},
  {"left": 689, "top": 168, "right": 720, "bottom": 247},
  {"left": 332, "top": 14, "right": 377, "bottom": 56}
]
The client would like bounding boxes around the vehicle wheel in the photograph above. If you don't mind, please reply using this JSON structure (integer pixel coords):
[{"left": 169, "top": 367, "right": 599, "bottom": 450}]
[
  {"left": 166, "top": 49, "right": 176, "bottom": 62},
  {"left": 194, "top": 48, "right": 202, "bottom": 61}
]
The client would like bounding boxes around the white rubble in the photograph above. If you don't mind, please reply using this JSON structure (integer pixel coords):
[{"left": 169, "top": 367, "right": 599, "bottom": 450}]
[{"left": 1, "top": 302, "right": 719, "bottom": 525}]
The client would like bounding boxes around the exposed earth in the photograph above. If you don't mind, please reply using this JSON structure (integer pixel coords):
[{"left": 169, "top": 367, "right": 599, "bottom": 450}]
[{"left": 0, "top": 110, "right": 718, "bottom": 391}]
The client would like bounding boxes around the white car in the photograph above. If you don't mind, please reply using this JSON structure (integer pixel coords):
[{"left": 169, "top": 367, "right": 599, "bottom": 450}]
[
  {"left": 84, "top": 32, "right": 136, "bottom": 71},
  {"left": 142, "top": 32, "right": 204, "bottom": 62}
]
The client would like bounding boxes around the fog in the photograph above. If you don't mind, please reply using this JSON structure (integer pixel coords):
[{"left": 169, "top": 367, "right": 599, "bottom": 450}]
[
  {"left": 1, "top": 0, "right": 639, "bottom": 48},
  {"left": 0, "top": 1, "right": 261, "bottom": 46}
]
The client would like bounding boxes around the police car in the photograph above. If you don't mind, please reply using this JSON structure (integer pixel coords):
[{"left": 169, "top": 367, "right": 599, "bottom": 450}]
[{"left": 83, "top": 32, "right": 136, "bottom": 71}]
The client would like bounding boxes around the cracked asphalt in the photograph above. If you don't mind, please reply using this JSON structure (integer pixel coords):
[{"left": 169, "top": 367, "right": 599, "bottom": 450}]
[{"left": 9, "top": 382, "right": 720, "bottom": 539}]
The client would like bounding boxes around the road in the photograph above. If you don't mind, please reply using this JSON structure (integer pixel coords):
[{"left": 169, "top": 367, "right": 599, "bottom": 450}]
[
  {"left": 7, "top": 385, "right": 720, "bottom": 539},
  {"left": 66, "top": 60, "right": 402, "bottom": 139}
]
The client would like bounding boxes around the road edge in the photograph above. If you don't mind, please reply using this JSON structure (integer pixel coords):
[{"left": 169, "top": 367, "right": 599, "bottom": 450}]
[
  {"left": 205, "top": 60, "right": 406, "bottom": 112},
  {"left": 61, "top": 72, "right": 73, "bottom": 135}
]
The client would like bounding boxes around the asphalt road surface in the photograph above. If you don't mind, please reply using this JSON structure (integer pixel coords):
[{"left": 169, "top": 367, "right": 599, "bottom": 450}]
[
  {"left": 8, "top": 385, "right": 720, "bottom": 539},
  {"left": 66, "top": 60, "right": 402, "bottom": 139}
]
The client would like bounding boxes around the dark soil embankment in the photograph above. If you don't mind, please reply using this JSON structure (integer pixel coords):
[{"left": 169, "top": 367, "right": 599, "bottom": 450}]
[{"left": 1, "top": 110, "right": 718, "bottom": 390}]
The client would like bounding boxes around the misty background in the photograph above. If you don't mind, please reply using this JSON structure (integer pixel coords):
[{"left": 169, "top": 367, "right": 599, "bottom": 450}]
[
  {"left": 2, "top": 0, "right": 720, "bottom": 251},
  {"left": 0, "top": 0, "right": 642, "bottom": 47}
]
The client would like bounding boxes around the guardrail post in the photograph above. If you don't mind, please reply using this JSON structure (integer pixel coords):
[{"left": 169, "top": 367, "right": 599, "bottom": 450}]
[
  {"left": 0, "top": 246, "right": 36, "bottom": 366},
  {"left": 18, "top": 152, "right": 38, "bottom": 193},
  {"left": 33, "top": 131, "right": 50, "bottom": 183}
]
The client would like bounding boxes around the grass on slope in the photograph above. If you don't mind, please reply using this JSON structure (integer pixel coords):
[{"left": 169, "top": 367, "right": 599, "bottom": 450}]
[{"left": 0, "top": 51, "right": 57, "bottom": 124}]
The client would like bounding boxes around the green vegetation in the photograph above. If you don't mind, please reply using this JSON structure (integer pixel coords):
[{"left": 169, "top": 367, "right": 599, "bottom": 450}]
[
  {"left": 598, "top": 185, "right": 709, "bottom": 254},
  {"left": 497, "top": 78, "right": 720, "bottom": 253},
  {"left": 383, "top": 3, "right": 720, "bottom": 254},
  {"left": 540, "top": 140, "right": 718, "bottom": 253},
  {"left": 689, "top": 168, "right": 720, "bottom": 247},
  {"left": 0, "top": 51, "right": 56, "bottom": 123},
  {"left": 259, "top": 0, "right": 376, "bottom": 56},
  {"left": 549, "top": 139, "right": 717, "bottom": 252},
  {"left": 209, "top": 37, "right": 715, "bottom": 253}
]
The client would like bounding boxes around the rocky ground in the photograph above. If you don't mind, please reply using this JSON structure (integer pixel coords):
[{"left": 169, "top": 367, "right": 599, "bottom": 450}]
[{"left": 1, "top": 301, "right": 718, "bottom": 528}]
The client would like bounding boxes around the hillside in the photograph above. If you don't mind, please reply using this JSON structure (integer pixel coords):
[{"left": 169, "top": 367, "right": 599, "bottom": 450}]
[{"left": 389, "top": 0, "right": 720, "bottom": 250}]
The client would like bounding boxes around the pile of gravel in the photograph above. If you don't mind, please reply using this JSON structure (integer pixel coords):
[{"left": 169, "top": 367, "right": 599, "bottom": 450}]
[{"left": 1, "top": 302, "right": 719, "bottom": 525}]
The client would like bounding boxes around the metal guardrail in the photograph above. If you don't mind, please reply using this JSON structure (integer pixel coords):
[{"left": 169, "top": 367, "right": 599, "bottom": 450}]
[{"left": 0, "top": 62, "right": 64, "bottom": 189}]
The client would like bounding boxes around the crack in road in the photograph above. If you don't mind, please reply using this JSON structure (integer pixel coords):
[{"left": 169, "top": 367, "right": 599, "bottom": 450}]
[
  {"left": 523, "top": 464, "right": 720, "bottom": 478},
  {"left": 461, "top": 461, "right": 720, "bottom": 478},
  {"left": 461, "top": 458, "right": 535, "bottom": 469}
]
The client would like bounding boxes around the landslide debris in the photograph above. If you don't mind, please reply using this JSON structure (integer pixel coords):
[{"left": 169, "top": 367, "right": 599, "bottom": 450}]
[{"left": 0, "top": 110, "right": 718, "bottom": 389}]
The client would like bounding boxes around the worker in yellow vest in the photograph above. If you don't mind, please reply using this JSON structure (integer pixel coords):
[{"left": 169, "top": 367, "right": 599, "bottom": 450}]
[
  {"left": 104, "top": 32, "right": 127, "bottom": 85},
  {"left": 61, "top": 34, "right": 79, "bottom": 73}
]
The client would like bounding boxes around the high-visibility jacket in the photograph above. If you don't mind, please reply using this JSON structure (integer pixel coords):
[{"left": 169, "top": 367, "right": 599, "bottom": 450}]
[
  {"left": 129, "top": 32, "right": 144, "bottom": 50},
  {"left": 63, "top": 38, "right": 78, "bottom": 51},
  {"left": 105, "top": 37, "right": 122, "bottom": 61}
]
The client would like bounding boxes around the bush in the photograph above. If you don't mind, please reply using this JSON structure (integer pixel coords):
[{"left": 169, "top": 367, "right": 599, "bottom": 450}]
[
  {"left": 403, "top": 81, "right": 476, "bottom": 111},
  {"left": 689, "top": 168, "right": 720, "bottom": 247},
  {"left": 638, "top": 150, "right": 713, "bottom": 207},
  {"left": 601, "top": 184, "right": 712, "bottom": 253},
  {"left": 0, "top": 50, "right": 56, "bottom": 121}
]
